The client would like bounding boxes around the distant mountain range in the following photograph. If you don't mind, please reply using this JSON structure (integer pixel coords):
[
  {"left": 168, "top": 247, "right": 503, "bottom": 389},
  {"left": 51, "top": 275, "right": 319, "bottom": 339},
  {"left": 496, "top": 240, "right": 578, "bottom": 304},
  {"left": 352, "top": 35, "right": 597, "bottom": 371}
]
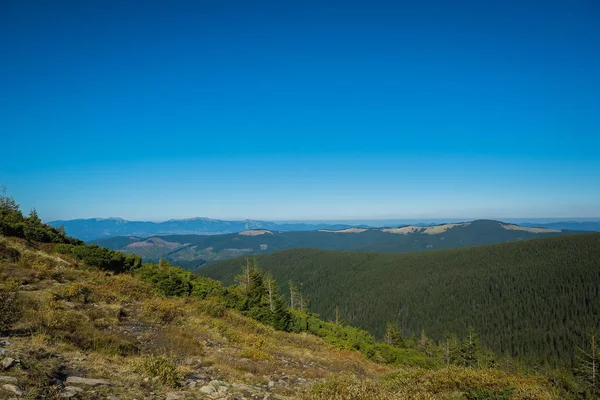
[
  {"left": 91, "top": 219, "right": 582, "bottom": 269},
  {"left": 48, "top": 217, "right": 366, "bottom": 241},
  {"left": 48, "top": 217, "right": 600, "bottom": 241}
]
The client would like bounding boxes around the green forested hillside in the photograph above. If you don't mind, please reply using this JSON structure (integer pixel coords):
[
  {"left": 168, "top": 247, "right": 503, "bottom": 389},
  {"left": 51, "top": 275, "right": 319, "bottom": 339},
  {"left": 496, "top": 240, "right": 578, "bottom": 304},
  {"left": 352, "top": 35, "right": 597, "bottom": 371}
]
[{"left": 201, "top": 234, "right": 600, "bottom": 367}]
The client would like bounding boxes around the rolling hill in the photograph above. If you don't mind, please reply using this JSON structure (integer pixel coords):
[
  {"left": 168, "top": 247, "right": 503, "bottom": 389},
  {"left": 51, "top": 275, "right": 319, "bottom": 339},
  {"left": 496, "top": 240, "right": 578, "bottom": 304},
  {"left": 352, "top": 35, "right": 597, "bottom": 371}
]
[
  {"left": 200, "top": 233, "right": 600, "bottom": 367},
  {"left": 92, "top": 219, "right": 577, "bottom": 268},
  {"left": 48, "top": 217, "right": 364, "bottom": 241}
]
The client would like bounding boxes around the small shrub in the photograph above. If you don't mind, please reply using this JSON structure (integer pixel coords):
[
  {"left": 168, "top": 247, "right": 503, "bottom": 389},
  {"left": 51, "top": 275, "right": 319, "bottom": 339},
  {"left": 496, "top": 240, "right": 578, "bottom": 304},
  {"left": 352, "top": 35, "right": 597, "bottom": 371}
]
[
  {"left": 135, "top": 356, "right": 181, "bottom": 387},
  {"left": 53, "top": 282, "right": 93, "bottom": 303},
  {"left": 143, "top": 298, "right": 185, "bottom": 324},
  {"left": 154, "top": 326, "right": 205, "bottom": 357},
  {"left": 0, "top": 242, "right": 20, "bottom": 262},
  {"left": 0, "top": 279, "right": 23, "bottom": 332},
  {"left": 94, "top": 274, "right": 154, "bottom": 302},
  {"left": 198, "top": 297, "right": 227, "bottom": 317}
]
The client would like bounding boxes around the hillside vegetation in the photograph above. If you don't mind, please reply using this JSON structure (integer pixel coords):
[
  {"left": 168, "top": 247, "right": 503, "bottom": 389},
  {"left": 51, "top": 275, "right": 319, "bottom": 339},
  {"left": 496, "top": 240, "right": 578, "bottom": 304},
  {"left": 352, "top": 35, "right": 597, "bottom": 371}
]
[
  {"left": 202, "top": 234, "right": 600, "bottom": 368},
  {"left": 94, "top": 219, "right": 573, "bottom": 267},
  {"left": 0, "top": 191, "right": 582, "bottom": 399}
]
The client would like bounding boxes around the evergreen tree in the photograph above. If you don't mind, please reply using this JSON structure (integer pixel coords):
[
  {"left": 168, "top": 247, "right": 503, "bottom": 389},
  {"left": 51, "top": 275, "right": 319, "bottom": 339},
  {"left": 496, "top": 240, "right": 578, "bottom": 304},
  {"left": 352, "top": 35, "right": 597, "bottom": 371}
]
[
  {"left": 384, "top": 322, "right": 405, "bottom": 347},
  {"left": 289, "top": 280, "right": 298, "bottom": 310},
  {"left": 461, "top": 325, "right": 481, "bottom": 368},
  {"left": 28, "top": 208, "right": 42, "bottom": 225},
  {"left": 441, "top": 331, "right": 461, "bottom": 365},
  {"left": 335, "top": 305, "right": 343, "bottom": 325}
]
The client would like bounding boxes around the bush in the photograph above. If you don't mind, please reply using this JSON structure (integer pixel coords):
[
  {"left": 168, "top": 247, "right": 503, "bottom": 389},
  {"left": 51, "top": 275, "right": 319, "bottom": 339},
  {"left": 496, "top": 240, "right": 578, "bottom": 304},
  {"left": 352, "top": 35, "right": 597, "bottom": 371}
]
[
  {"left": 143, "top": 298, "right": 185, "bottom": 324},
  {"left": 53, "top": 282, "right": 93, "bottom": 303},
  {"left": 198, "top": 297, "right": 227, "bottom": 317},
  {"left": 0, "top": 242, "right": 20, "bottom": 262},
  {"left": 135, "top": 261, "right": 193, "bottom": 297},
  {"left": 0, "top": 279, "right": 23, "bottom": 332},
  {"left": 135, "top": 356, "right": 181, "bottom": 387}
]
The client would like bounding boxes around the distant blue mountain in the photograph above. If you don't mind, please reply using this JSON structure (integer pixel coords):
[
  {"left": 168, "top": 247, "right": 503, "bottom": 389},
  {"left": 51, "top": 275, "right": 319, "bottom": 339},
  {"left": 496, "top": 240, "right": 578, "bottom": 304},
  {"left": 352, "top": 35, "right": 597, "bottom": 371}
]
[
  {"left": 520, "top": 221, "right": 600, "bottom": 232},
  {"left": 48, "top": 217, "right": 365, "bottom": 241}
]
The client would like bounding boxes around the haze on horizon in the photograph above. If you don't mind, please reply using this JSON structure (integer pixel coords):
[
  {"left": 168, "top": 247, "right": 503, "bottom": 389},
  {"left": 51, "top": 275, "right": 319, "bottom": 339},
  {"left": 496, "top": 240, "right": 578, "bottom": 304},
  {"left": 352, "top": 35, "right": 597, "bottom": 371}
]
[{"left": 1, "top": 1, "right": 599, "bottom": 222}]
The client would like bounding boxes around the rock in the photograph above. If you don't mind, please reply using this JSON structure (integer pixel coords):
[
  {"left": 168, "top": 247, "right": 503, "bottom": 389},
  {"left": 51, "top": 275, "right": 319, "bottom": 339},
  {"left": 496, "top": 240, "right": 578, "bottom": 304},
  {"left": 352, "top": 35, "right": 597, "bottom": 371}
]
[
  {"left": 1, "top": 383, "right": 23, "bottom": 396},
  {"left": 107, "top": 397, "right": 120, "bottom": 400},
  {"left": 0, "top": 376, "right": 17, "bottom": 384},
  {"left": 1, "top": 358, "right": 17, "bottom": 370},
  {"left": 60, "top": 386, "right": 84, "bottom": 398},
  {"left": 232, "top": 383, "right": 256, "bottom": 392},
  {"left": 66, "top": 376, "right": 113, "bottom": 386},
  {"left": 267, "top": 381, "right": 275, "bottom": 388},
  {"left": 217, "top": 385, "right": 228, "bottom": 394},
  {"left": 199, "top": 385, "right": 216, "bottom": 394},
  {"left": 166, "top": 392, "right": 184, "bottom": 400}
]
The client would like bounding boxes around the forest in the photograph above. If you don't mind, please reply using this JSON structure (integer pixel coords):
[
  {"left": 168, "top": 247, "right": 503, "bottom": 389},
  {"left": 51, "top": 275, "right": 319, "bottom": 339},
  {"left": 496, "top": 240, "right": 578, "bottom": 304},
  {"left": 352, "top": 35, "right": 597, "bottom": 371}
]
[{"left": 201, "top": 234, "right": 600, "bottom": 368}]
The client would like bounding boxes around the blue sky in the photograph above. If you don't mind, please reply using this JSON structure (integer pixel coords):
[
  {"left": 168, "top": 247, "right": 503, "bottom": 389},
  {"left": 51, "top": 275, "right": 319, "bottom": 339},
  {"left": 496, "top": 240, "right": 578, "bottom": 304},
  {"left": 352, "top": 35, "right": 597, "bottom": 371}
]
[{"left": 1, "top": 0, "right": 599, "bottom": 221}]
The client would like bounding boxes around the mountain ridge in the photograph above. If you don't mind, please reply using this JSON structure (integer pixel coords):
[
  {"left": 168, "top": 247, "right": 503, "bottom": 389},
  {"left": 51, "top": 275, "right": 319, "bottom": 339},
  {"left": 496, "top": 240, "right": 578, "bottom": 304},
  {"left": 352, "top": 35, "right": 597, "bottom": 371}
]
[{"left": 91, "top": 219, "right": 581, "bottom": 268}]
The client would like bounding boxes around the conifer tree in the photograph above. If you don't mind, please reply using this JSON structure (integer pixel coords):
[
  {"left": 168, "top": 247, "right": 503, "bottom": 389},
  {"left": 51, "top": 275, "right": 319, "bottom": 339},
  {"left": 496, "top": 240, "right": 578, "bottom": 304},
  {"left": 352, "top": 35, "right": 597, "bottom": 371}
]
[
  {"left": 335, "top": 305, "right": 343, "bottom": 325},
  {"left": 442, "top": 331, "right": 461, "bottom": 365},
  {"left": 28, "top": 208, "right": 41, "bottom": 225},
  {"left": 461, "top": 325, "right": 481, "bottom": 368},
  {"left": 384, "top": 322, "right": 404, "bottom": 347},
  {"left": 289, "top": 280, "right": 298, "bottom": 310}
]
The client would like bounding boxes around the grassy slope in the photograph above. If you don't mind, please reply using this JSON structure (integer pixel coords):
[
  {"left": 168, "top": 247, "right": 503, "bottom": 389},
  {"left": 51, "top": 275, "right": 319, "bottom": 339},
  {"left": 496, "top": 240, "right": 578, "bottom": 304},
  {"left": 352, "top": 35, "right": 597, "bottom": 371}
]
[
  {"left": 0, "top": 235, "right": 561, "bottom": 399},
  {"left": 202, "top": 233, "right": 600, "bottom": 367}
]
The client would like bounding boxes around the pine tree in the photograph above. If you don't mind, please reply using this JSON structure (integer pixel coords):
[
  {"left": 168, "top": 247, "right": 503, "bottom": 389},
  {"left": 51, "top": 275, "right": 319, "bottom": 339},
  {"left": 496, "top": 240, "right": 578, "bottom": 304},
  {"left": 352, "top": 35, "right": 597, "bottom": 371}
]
[
  {"left": 461, "top": 325, "right": 481, "bottom": 368},
  {"left": 264, "top": 273, "right": 277, "bottom": 312},
  {"left": 289, "top": 280, "right": 298, "bottom": 310},
  {"left": 335, "top": 305, "right": 343, "bottom": 325},
  {"left": 28, "top": 208, "right": 41, "bottom": 225},
  {"left": 384, "top": 322, "right": 404, "bottom": 347},
  {"left": 442, "top": 332, "right": 461, "bottom": 365}
]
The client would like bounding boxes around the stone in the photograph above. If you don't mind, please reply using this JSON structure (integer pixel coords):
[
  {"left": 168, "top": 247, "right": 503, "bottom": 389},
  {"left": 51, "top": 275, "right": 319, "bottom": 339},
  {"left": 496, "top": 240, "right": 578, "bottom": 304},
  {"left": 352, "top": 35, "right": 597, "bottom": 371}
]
[
  {"left": 0, "top": 376, "right": 17, "bottom": 384},
  {"left": 267, "top": 381, "right": 275, "bottom": 388},
  {"left": 1, "top": 383, "right": 23, "bottom": 396},
  {"left": 60, "top": 386, "right": 84, "bottom": 398},
  {"left": 107, "top": 397, "right": 120, "bottom": 400},
  {"left": 66, "top": 376, "right": 113, "bottom": 386},
  {"left": 166, "top": 393, "right": 183, "bottom": 400},
  {"left": 217, "top": 386, "right": 228, "bottom": 394},
  {"left": 199, "top": 385, "right": 216, "bottom": 394},
  {"left": 1, "top": 358, "right": 17, "bottom": 370}
]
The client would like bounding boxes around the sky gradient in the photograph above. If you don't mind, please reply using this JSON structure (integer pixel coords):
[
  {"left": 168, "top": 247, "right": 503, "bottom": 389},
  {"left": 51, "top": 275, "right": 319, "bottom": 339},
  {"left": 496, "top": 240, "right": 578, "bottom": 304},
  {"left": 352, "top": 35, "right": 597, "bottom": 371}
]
[{"left": 1, "top": 1, "right": 599, "bottom": 221}]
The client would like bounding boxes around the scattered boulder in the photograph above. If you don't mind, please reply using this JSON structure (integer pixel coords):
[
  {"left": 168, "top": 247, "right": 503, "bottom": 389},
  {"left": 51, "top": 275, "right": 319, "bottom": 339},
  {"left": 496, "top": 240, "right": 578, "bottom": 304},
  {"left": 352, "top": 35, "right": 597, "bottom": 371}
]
[
  {"left": 1, "top": 383, "right": 23, "bottom": 396},
  {"left": 0, "top": 376, "right": 17, "bottom": 384},
  {"left": 107, "top": 397, "right": 120, "bottom": 400},
  {"left": 165, "top": 392, "right": 184, "bottom": 400},
  {"left": 199, "top": 385, "right": 216, "bottom": 394},
  {"left": 60, "top": 386, "right": 84, "bottom": 398},
  {"left": 66, "top": 376, "right": 113, "bottom": 386},
  {"left": 1, "top": 358, "right": 18, "bottom": 370}
]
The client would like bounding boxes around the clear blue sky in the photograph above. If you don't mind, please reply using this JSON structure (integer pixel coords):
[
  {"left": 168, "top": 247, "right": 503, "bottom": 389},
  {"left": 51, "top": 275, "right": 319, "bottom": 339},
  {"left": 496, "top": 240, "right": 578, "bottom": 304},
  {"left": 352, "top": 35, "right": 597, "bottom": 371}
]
[{"left": 1, "top": 1, "right": 599, "bottom": 221}]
